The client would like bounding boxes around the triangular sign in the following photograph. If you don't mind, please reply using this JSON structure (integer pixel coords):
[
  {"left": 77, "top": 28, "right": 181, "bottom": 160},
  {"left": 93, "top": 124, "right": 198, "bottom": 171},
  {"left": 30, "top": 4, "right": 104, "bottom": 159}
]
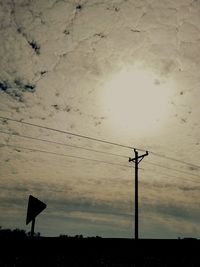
[{"left": 26, "top": 195, "right": 47, "bottom": 225}]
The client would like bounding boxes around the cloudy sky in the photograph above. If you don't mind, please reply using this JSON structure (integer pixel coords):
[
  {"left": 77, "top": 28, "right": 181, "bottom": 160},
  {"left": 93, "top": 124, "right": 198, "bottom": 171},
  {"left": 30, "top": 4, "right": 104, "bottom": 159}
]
[{"left": 0, "top": 0, "right": 200, "bottom": 238}]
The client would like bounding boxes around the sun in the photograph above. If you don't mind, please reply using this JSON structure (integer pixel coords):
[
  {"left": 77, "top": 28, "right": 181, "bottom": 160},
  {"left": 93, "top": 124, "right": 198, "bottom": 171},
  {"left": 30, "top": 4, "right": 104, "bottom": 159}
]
[{"left": 99, "top": 66, "right": 173, "bottom": 136}]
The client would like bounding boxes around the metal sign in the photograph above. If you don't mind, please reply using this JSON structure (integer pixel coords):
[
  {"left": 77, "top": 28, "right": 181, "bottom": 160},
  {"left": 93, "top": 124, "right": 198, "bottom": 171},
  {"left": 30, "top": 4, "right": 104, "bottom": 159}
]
[{"left": 26, "top": 195, "right": 47, "bottom": 225}]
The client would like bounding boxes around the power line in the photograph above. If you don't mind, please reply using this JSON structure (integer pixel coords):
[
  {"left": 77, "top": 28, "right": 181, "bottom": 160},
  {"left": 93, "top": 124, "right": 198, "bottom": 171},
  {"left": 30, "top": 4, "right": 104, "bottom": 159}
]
[
  {"left": 1, "top": 130, "right": 199, "bottom": 179},
  {"left": 140, "top": 178, "right": 200, "bottom": 188},
  {"left": 150, "top": 151, "right": 200, "bottom": 170},
  {"left": 0, "top": 116, "right": 199, "bottom": 170},
  {"left": 160, "top": 175, "right": 200, "bottom": 185},
  {"left": 143, "top": 161, "right": 200, "bottom": 178},
  {"left": 0, "top": 143, "right": 131, "bottom": 169},
  {"left": 4, "top": 142, "right": 199, "bottom": 185},
  {"left": 0, "top": 130, "right": 127, "bottom": 159},
  {"left": 140, "top": 167, "right": 200, "bottom": 183},
  {"left": 1, "top": 141, "right": 199, "bottom": 184},
  {"left": 0, "top": 116, "right": 143, "bottom": 151}
]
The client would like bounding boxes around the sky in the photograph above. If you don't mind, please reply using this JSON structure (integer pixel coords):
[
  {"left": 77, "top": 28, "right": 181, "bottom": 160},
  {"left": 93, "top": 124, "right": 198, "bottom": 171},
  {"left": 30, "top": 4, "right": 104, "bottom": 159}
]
[{"left": 0, "top": 0, "right": 200, "bottom": 238}]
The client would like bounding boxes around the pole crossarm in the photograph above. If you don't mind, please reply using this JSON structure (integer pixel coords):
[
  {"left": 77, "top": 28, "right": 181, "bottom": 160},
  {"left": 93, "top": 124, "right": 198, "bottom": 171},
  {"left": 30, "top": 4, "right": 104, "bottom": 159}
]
[{"left": 129, "top": 151, "right": 148, "bottom": 163}]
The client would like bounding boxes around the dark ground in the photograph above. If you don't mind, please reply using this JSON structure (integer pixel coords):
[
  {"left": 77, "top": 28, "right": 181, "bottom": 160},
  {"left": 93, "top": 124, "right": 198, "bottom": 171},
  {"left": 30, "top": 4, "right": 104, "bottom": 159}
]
[{"left": 0, "top": 237, "right": 199, "bottom": 266}]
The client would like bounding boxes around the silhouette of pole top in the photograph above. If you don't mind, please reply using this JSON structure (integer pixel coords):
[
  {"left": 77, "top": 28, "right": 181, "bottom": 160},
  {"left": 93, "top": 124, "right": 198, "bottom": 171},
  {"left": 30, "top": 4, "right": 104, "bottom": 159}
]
[{"left": 129, "top": 150, "right": 148, "bottom": 162}]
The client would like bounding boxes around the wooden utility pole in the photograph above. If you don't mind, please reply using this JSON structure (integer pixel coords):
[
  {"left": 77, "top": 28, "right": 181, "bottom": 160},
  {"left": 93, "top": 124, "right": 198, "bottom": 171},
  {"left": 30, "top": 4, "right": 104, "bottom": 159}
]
[{"left": 129, "top": 149, "right": 148, "bottom": 240}]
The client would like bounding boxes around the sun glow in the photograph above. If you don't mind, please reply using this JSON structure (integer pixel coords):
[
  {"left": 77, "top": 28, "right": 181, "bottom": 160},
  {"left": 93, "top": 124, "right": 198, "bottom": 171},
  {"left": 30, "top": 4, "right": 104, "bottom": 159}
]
[{"left": 100, "top": 67, "right": 173, "bottom": 136}]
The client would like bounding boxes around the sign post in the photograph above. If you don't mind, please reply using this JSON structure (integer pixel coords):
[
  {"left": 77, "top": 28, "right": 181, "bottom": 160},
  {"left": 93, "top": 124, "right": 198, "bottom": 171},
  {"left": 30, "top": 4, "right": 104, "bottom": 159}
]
[
  {"left": 26, "top": 195, "right": 47, "bottom": 237},
  {"left": 31, "top": 218, "right": 35, "bottom": 237}
]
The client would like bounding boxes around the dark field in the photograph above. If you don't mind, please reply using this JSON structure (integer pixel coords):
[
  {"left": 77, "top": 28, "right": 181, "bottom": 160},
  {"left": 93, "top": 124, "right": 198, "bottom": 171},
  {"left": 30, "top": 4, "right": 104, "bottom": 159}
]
[{"left": 0, "top": 237, "right": 199, "bottom": 266}]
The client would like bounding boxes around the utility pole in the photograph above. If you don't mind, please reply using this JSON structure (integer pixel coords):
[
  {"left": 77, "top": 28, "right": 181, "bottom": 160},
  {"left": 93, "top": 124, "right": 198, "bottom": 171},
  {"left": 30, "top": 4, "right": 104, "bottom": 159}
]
[{"left": 129, "top": 149, "right": 148, "bottom": 240}]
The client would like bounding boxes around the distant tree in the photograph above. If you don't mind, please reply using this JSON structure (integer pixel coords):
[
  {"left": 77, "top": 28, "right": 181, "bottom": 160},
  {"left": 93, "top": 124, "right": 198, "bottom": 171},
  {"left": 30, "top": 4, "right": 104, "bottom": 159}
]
[
  {"left": 74, "top": 235, "right": 83, "bottom": 239},
  {"left": 59, "top": 234, "right": 69, "bottom": 238},
  {"left": 0, "top": 227, "right": 28, "bottom": 238},
  {"left": 27, "top": 231, "right": 40, "bottom": 237},
  {"left": 35, "top": 232, "right": 40, "bottom": 237},
  {"left": 0, "top": 228, "right": 11, "bottom": 238},
  {"left": 12, "top": 228, "right": 27, "bottom": 238},
  {"left": 87, "top": 235, "right": 102, "bottom": 239}
]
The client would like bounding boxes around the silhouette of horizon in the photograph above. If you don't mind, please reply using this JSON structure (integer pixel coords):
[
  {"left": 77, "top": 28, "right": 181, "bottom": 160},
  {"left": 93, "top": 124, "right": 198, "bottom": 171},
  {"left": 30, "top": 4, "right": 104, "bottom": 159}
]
[{"left": 1, "top": 226, "right": 200, "bottom": 266}]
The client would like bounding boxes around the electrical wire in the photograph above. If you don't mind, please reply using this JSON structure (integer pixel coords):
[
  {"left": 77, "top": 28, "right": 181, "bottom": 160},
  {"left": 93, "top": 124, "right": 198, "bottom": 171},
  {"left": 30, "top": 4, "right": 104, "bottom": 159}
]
[
  {"left": 1, "top": 128, "right": 199, "bottom": 179},
  {"left": 0, "top": 116, "right": 143, "bottom": 151},
  {"left": 2, "top": 130, "right": 199, "bottom": 178},
  {"left": 143, "top": 161, "right": 200, "bottom": 178},
  {"left": 0, "top": 130, "right": 127, "bottom": 159},
  {"left": 150, "top": 151, "right": 200, "bottom": 169},
  {"left": 1, "top": 143, "right": 200, "bottom": 187},
  {"left": 140, "top": 169, "right": 200, "bottom": 184},
  {"left": 0, "top": 143, "right": 131, "bottom": 169},
  {"left": 1, "top": 139, "right": 200, "bottom": 184},
  {"left": 0, "top": 116, "right": 199, "bottom": 170}
]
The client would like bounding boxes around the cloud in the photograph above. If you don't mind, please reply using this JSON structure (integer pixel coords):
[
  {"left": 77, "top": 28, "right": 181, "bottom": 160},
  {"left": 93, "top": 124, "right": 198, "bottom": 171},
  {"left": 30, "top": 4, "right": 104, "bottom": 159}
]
[
  {"left": 0, "top": 0, "right": 200, "bottom": 238},
  {"left": 0, "top": 79, "right": 36, "bottom": 101},
  {"left": 141, "top": 197, "right": 200, "bottom": 227}
]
